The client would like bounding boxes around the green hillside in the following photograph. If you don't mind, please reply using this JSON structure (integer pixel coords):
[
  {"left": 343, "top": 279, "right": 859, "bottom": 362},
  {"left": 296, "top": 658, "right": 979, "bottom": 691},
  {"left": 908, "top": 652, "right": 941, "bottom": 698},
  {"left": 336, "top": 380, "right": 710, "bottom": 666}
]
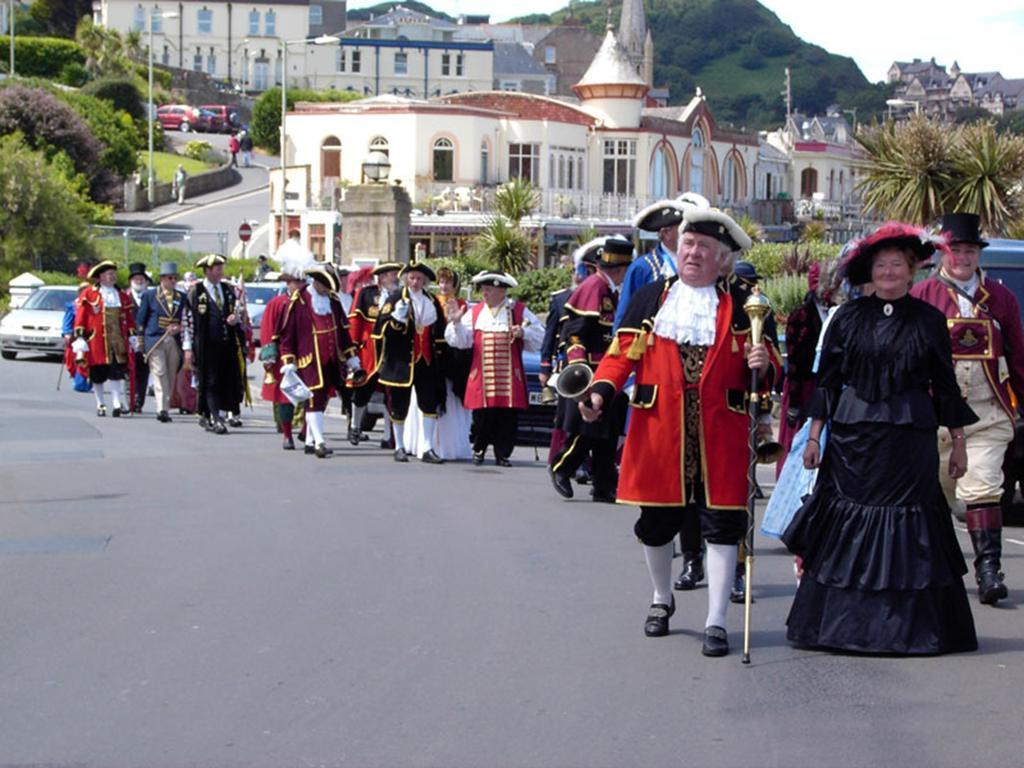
[{"left": 512, "top": 0, "right": 892, "bottom": 129}]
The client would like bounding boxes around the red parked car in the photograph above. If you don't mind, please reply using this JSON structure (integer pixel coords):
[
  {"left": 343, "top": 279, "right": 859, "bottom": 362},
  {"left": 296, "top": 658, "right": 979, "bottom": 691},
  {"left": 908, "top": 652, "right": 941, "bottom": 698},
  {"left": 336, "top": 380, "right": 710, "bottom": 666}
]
[
  {"left": 157, "top": 104, "right": 213, "bottom": 133},
  {"left": 200, "top": 104, "right": 241, "bottom": 133}
]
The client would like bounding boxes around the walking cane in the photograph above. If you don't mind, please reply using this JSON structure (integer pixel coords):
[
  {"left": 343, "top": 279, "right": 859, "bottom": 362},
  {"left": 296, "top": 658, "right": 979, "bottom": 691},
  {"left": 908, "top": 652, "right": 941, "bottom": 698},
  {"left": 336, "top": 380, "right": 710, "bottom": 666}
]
[{"left": 742, "top": 287, "right": 772, "bottom": 665}]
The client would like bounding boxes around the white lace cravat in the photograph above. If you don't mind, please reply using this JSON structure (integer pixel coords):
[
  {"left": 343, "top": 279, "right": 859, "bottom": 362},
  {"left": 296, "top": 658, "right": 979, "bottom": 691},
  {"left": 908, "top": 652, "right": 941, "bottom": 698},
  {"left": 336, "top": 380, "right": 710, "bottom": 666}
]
[
  {"left": 653, "top": 280, "right": 719, "bottom": 346},
  {"left": 409, "top": 288, "right": 437, "bottom": 327},
  {"left": 99, "top": 285, "right": 121, "bottom": 308},
  {"left": 308, "top": 285, "right": 332, "bottom": 315}
]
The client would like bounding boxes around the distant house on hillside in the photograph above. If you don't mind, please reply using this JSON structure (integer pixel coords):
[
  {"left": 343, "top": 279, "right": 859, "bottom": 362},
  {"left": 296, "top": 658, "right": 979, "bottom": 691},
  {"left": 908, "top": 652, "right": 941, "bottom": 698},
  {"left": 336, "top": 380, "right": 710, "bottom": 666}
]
[{"left": 887, "top": 57, "right": 1024, "bottom": 119}]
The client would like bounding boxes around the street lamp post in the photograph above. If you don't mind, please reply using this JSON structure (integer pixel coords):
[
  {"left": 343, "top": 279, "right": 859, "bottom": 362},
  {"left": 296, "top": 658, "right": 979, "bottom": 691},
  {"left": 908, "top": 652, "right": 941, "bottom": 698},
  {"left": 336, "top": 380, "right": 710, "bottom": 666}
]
[
  {"left": 9, "top": 0, "right": 15, "bottom": 77},
  {"left": 148, "top": 10, "right": 178, "bottom": 206},
  {"left": 279, "top": 34, "right": 338, "bottom": 249}
]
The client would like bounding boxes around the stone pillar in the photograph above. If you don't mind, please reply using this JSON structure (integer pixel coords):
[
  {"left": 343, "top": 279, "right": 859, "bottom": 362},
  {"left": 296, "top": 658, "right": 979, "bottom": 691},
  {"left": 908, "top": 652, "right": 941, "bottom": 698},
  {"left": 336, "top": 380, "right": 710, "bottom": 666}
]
[{"left": 337, "top": 183, "right": 412, "bottom": 266}]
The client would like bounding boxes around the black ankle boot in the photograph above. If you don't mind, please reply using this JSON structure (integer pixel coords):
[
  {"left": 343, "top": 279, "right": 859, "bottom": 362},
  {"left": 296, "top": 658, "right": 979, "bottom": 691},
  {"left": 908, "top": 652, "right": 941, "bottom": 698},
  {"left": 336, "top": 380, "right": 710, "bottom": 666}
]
[
  {"left": 674, "top": 552, "right": 704, "bottom": 590},
  {"left": 967, "top": 506, "right": 1009, "bottom": 605}
]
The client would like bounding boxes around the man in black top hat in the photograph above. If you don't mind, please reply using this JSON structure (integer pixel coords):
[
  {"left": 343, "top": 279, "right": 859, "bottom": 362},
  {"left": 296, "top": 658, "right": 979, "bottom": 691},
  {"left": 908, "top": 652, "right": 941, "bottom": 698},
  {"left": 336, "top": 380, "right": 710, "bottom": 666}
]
[
  {"left": 912, "top": 212, "right": 1024, "bottom": 605},
  {"left": 374, "top": 261, "right": 447, "bottom": 463},
  {"left": 549, "top": 235, "right": 633, "bottom": 502},
  {"left": 186, "top": 254, "right": 247, "bottom": 434}
]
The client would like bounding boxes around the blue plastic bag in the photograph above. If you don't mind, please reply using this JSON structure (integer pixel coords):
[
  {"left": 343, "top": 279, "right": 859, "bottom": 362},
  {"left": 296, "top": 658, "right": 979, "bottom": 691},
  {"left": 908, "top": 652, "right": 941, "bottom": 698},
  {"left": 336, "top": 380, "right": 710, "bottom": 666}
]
[
  {"left": 761, "top": 420, "right": 828, "bottom": 539},
  {"left": 72, "top": 371, "right": 93, "bottom": 393}
]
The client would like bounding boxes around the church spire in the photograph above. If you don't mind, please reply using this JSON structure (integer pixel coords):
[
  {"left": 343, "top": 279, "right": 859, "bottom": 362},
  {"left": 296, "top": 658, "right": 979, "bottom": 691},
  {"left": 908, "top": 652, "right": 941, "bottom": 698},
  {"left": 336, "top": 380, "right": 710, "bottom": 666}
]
[{"left": 617, "top": 0, "right": 647, "bottom": 75}]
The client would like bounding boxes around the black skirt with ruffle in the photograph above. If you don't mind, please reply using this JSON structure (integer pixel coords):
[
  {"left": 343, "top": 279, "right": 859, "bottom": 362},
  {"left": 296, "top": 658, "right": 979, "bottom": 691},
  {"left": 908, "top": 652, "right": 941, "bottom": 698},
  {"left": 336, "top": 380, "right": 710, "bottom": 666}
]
[{"left": 782, "top": 422, "right": 978, "bottom": 655}]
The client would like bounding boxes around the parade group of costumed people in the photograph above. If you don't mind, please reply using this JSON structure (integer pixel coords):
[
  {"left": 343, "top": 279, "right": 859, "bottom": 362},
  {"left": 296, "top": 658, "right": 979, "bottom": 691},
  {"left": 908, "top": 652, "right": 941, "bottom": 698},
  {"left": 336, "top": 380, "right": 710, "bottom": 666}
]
[{"left": 59, "top": 205, "right": 1019, "bottom": 659}]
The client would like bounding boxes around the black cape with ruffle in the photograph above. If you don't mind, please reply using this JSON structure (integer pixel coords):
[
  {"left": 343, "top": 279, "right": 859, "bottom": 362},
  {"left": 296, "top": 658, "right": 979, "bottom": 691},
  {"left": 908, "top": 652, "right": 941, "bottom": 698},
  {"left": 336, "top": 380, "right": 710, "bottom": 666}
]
[{"left": 782, "top": 295, "right": 979, "bottom": 654}]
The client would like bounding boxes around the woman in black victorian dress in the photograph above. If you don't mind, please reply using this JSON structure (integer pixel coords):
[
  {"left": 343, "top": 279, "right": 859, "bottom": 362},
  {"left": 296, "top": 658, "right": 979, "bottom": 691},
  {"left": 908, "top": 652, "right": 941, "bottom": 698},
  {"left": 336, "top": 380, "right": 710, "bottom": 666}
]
[{"left": 783, "top": 223, "right": 979, "bottom": 655}]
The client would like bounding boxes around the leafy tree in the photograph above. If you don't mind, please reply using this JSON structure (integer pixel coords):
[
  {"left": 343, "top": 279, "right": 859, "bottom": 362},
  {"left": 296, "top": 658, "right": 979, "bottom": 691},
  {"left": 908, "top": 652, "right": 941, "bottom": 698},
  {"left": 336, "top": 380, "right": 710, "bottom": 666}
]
[
  {"left": 948, "top": 122, "right": 1024, "bottom": 234},
  {"left": 494, "top": 177, "right": 539, "bottom": 223},
  {"left": 739, "top": 47, "right": 764, "bottom": 71},
  {"left": 83, "top": 77, "right": 144, "bottom": 122},
  {"left": 75, "top": 17, "right": 134, "bottom": 78},
  {"left": 26, "top": 0, "right": 93, "bottom": 39},
  {"left": 0, "top": 134, "right": 100, "bottom": 289},
  {"left": 250, "top": 87, "right": 363, "bottom": 151},
  {"left": 510, "top": 266, "right": 571, "bottom": 314},
  {"left": 0, "top": 35, "right": 85, "bottom": 78},
  {"left": 467, "top": 215, "right": 536, "bottom": 277},
  {"left": 59, "top": 89, "right": 142, "bottom": 179},
  {"left": 953, "top": 106, "right": 994, "bottom": 125}
]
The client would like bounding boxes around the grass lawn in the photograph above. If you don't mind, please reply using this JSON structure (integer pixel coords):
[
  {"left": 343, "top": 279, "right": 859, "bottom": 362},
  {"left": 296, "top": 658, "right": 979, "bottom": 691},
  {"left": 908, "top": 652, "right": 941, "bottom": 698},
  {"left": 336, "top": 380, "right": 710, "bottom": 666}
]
[{"left": 141, "top": 152, "right": 213, "bottom": 183}]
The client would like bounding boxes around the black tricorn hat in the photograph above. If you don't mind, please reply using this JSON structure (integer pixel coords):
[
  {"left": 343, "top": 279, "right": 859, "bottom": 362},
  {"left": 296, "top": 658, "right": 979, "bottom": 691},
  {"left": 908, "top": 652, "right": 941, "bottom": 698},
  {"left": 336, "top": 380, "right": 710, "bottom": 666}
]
[
  {"left": 400, "top": 261, "right": 436, "bottom": 282},
  {"left": 633, "top": 200, "right": 685, "bottom": 233},
  {"left": 940, "top": 213, "right": 989, "bottom": 248}
]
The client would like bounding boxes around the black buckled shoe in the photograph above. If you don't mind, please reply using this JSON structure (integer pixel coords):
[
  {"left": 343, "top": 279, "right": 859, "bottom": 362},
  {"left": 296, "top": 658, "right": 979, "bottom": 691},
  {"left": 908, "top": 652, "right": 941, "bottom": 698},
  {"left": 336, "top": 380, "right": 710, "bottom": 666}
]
[
  {"left": 422, "top": 449, "right": 444, "bottom": 464},
  {"left": 702, "top": 625, "right": 729, "bottom": 657},
  {"left": 211, "top": 420, "right": 228, "bottom": 435},
  {"left": 591, "top": 489, "right": 616, "bottom": 503},
  {"left": 393, "top": 447, "right": 409, "bottom": 463},
  {"left": 228, "top": 416, "right": 243, "bottom": 428},
  {"left": 644, "top": 597, "right": 675, "bottom": 637},
  {"left": 551, "top": 469, "right": 574, "bottom": 499},
  {"left": 304, "top": 444, "right": 316, "bottom": 455},
  {"left": 315, "top": 443, "right": 333, "bottom": 459},
  {"left": 157, "top": 411, "right": 172, "bottom": 423},
  {"left": 495, "top": 457, "right": 512, "bottom": 467},
  {"left": 198, "top": 416, "right": 210, "bottom": 431},
  {"left": 282, "top": 437, "right": 295, "bottom": 450},
  {"left": 381, "top": 436, "right": 395, "bottom": 450},
  {"left": 348, "top": 428, "right": 363, "bottom": 447},
  {"left": 111, "top": 406, "right": 122, "bottom": 418},
  {"left": 472, "top": 451, "right": 485, "bottom": 466},
  {"left": 674, "top": 554, "right": 705, "bottom": 591},
  {"left": 96, "top": 405, "right": 107, "bottom": 417}
]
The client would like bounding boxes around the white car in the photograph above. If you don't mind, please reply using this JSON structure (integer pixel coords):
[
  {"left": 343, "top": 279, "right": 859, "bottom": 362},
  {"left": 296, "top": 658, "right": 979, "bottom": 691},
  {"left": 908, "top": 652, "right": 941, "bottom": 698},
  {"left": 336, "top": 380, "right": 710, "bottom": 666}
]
[
  {"left": 240, "top": 282, "right": 287, "bottom": 346},
  {"left": 1, "top": 286, "right": 78, "bottom": 360}
]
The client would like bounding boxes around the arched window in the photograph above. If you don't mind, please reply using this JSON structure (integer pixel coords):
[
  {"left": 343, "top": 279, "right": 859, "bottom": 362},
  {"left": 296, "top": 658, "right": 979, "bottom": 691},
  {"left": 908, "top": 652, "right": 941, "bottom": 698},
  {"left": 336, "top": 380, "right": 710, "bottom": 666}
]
[
  {"left": 321, "top": 136, "right": 341, "bottom": 179},
  {"left": 722, "top": 153, "right": 744, "bottom": 203},
  {"left": 369, "top": 135, "right": 389, "bottom": 157},
  {"left": 576, "top": 157, "right": 584, "bottom": 190},
  {"left": 433, "top": 137, "right": 454, "bottom": 182},
  {"left": 649, "top": 144, "right": 672, "bottom": 198},
  {"left": 558, "top": 155, "right": 566, "bottom": 189},
  {"left": 800, "top": 167, "right": 818, "bottom": 197},
  {"left": 689, "top": 128, "right": 704, "bottom": 195}
]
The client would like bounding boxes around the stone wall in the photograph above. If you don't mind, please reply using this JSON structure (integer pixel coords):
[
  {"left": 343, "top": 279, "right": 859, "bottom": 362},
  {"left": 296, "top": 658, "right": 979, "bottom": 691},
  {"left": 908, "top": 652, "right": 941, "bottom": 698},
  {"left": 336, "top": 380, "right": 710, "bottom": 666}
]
[{"left": 122, "top": 165, "right": 242, "bottom": 212}]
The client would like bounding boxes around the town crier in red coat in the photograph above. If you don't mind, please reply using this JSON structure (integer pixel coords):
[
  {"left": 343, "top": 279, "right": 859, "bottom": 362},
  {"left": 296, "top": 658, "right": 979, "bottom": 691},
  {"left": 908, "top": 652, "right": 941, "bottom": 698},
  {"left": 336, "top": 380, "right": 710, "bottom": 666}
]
[
  {"left": 582, "top": 208, "right": 781, "bottom": 657},
  {"left": 279, "top": 265, "right": 362, "bottom": 459},
  {"left": 72, "top": 260, "right": 137, "bottom": 417},
  {"left": 445, "top": 271, "right": 544, "bottom": 466},
  {"left": 259, "top": 261, "right": 310, "bottom": 450},
  {"left": 911, "top": 213, "right": 1024, "bottom": 605}
]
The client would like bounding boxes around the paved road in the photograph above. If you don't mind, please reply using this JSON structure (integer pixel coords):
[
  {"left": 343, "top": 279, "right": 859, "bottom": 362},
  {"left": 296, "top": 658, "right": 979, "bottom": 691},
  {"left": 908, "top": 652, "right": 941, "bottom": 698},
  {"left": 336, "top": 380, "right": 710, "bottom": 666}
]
[{"left": 1, "top": 353, "right": 1021, "bottom": 767}]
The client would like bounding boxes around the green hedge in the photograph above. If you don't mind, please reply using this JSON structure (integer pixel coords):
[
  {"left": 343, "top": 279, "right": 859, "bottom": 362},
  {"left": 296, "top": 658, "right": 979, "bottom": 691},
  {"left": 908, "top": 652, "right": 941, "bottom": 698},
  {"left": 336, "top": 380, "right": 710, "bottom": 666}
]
[
  {"left": 250, "top": 87, "right": 362, "bottom": 151},
  {"left": 0, "top": 35, "right": 85, "bottom": 79},
  {"left": 745, "top": 242, "right": 841, "bottom": 280}
]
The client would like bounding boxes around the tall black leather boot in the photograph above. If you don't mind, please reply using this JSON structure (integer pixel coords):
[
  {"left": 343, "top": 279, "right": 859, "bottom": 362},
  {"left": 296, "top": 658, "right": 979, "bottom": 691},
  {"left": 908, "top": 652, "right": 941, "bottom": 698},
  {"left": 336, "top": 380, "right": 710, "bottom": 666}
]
[{"left": 966, "top": 505, "right": 1008, "bottom": 605}]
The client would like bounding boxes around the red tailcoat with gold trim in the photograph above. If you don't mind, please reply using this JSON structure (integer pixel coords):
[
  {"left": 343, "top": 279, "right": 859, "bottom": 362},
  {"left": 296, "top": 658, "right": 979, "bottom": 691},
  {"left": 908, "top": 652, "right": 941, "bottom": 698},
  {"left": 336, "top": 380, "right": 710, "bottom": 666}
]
[
  {"left": 348, "top": 284, "right": 383, "bottom": 375},
  {"left": 590, "top": 276, "right": 782, "bottom": 510},
  {"left": 278, "top": 289, "right": 356, "bottom": 392},
  {"left": 464, "top": 300, "right": 529, "bottom": 410},
  {"left": 911, "top": 273, "right": 1024, "bottom": 419},
  {"left": 560, "top": 272, "right": 617, "bottom": 366},
  {"left": 260, "top": 292, "right": 292, "bottom": 403},
  {"left": 73, "top": 285, "right": 137, "bottom": 367}
]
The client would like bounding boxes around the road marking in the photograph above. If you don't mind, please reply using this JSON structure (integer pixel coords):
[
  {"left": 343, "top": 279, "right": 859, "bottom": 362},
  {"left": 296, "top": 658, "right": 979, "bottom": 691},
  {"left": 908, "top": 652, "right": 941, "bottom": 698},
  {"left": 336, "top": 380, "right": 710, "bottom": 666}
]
[{"left": 153, "top": 185, "right": 269, "bottom": 225}]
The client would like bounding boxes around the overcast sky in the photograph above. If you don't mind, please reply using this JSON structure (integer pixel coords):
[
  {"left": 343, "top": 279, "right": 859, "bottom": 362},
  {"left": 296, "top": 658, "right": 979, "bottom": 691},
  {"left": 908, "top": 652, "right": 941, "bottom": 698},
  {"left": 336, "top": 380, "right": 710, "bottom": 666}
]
[{"left": 353, "top": 0, "right": 1024, "bottom": 84}]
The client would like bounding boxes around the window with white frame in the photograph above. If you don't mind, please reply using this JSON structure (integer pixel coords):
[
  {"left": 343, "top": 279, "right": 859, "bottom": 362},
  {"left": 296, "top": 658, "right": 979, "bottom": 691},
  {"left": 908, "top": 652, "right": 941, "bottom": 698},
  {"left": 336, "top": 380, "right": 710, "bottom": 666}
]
[
  {"left": 197, "top": 7, "right": 212, "bottom": 34},
  {"left": 550, "top": 147, "right": 585, "bottom": 191},
  {"left": 455, "top": 53, "right": 463, "bottom": 76},
  {"left": 309, "top": 4, "right": 322, "bottom": 26},
  {"left": 132, "top": 4, "right": 145, "bottom": 31},
  {"left": 351, "top": 49, "right": 361, "bottom": 72},
  {"left": 335, "top": 48, "right": 345, "bottom": 72},
  {"left": 649, "top": 144, "right": 671, "bottom": 198},
  {"left": 207, "top": 47, "right": 216, "bottom": 75},
  {"left": 394, "top": 52, "right": 407, "bottom": 75},
  {"left": 369, "top": 136, "right": 389, "bottom": 157},
  {"left": 544, "top": 46, "right": 556, "bottom": 64},
  {"left": 162, "top": 45, "right": 170, "bottom": 65},
  {"left": 441, "top": 53, "right": 451, "bottom": 76},
  {"left": 480, "top": 141, "right": 489, "bottom": 185},
  {"left": 433, "top": 137, "right": 454, "bottom": 182},
  {"left": 722, "top": 154, "right": 744, "bottom": 202},
  {"left": 264, "top": 9, "right": 275, "bottom": 36},
  {"left": 248, "top": 9, "right": 259, "bottom": 35},
  {"left": 151, "top": 7, "right": 163, "bottom": 33},
  {"left": 603, "top": 139, "right": 636, "bottom": 195},
  {"left": 193, "top": 47, "right": 203, "bottom": 71},
  {"left": 508, "top": 143, "right": 540, "bottom": 182}
]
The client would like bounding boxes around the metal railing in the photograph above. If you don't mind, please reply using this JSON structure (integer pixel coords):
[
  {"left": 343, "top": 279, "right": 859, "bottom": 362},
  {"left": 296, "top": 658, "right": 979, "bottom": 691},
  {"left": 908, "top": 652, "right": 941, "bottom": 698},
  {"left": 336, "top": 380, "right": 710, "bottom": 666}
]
[{"left": 90, "top": 225, "right": 230, "bottom": 269}]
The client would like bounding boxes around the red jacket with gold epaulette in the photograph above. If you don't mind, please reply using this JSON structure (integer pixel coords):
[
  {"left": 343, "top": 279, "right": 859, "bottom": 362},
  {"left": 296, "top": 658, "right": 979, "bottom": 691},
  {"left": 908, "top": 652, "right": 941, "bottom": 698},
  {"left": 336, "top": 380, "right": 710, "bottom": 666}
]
[
  {"left": 558, "top": 272, "right": 617, "bottom": 367},
  {"left": 348, "top": 284, "right": 383, "bottom": 376},
  {"left": 590, "top": 276, "right": 782, "bottom": 510},
  {"left": 911, "top": 272, "right": 1024, "bottom": 420},
  {"left": 73, "top": 285, "right": 136, "bottom": 367}
]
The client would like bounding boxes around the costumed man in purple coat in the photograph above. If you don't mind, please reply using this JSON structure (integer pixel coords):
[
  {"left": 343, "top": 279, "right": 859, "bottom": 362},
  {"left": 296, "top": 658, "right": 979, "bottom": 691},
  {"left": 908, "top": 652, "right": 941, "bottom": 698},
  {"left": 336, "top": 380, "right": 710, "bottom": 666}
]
[
  {"left": 278, "top": 265, "right": 363, "bottom": 458},
  {"left": 911, "top": 213, "right": 1024, "bottom": 605}
]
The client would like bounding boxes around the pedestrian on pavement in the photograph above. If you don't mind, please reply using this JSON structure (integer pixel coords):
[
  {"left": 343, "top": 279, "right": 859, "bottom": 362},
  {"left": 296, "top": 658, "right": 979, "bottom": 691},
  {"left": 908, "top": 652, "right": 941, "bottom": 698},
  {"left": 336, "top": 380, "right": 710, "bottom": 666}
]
[
  {"left": 135, "top": 262, "right": 191, "bottom": 423},
  {"left": 278, "top": 265, "right": 362, "bottom": 458},
  {"left": 911, "top": 213, "right": 1024, "bottom": 606},
  {"left": 374, "top": 261, "right": 448, "bottom": 464},
  {"left": 581, "top": 209, "right": 781, "bottom": 657},
  {"left": 239, "top": 131, "right": 254, "bottom": 168},
  {"left": 127, "top": 262, "right": 153, "bottom": 413},
  {"left": 72, "top": 261, "right": 138, "bottom": 417},
  {"left": 186, "top": 254, "right": 247, "bottom": 434},
  {"left": 228, "top": 133, "right": 240, "bottom": 168},
  {"left": 173, "top": 164, "right": 188, "bottom": 205},
  {"left": 445, "top": 271, "right": 544, "bottom": 466},
  {"left": 784, "top": 222, "right": 979, "bottom": 654},
  {"left": 255, "top": 255, "right": 271, "bottom": 281},
  {"left": 549, "top": 235, "right": 633, "bottom": 503}
]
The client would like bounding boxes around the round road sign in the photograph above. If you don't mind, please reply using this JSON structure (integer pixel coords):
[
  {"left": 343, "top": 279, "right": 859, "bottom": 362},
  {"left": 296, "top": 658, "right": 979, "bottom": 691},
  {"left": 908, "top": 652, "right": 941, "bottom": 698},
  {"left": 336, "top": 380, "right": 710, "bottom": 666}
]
[{"left": 238, "top": 222, "right": 253, "bottom": 242}]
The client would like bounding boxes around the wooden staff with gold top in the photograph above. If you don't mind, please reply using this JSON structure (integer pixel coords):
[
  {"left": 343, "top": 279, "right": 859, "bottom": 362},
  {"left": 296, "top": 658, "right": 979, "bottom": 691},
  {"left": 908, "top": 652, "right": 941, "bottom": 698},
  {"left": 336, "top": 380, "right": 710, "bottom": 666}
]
[{"left": 742, "top": 286, "right": 772, "bottom": 665}]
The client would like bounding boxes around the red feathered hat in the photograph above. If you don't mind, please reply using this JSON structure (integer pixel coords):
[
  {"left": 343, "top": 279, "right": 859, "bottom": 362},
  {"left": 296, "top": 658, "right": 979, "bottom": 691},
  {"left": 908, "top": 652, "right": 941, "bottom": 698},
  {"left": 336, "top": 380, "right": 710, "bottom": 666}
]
[
  {"left": 842, "top": 222, "right": 946, "bottom": 286},
  {"left": 347, "top": 265, "right": 374, "bottom": 295}
]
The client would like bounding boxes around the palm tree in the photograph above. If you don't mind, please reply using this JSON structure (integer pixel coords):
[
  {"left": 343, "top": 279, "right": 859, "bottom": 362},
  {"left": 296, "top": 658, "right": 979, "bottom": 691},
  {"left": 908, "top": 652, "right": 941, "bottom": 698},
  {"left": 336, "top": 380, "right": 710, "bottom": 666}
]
[
  {"left": 494, "top": 177, "right": 540, "bottom": 224},
  {"left": 948, "top": 122, "right": 1024, "bottom": 235},
  {"left": 856, "top": 115, "right": 954, "bottom": 226},
  {"left": 468, "top": 215, "right": 535, "bottom": 276}
]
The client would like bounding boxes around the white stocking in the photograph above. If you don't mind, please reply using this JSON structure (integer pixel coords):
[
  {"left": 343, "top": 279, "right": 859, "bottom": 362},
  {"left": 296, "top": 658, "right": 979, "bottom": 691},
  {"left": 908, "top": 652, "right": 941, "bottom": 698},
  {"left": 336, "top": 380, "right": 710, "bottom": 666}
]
[
  {"left": 110, "top": 380, "right": 125, "bottom": 409},
  {"left": 391, "top": 420, "right": 405, "bottom": 448},
  {"left": 643, "top": 543, "right": 675, "bottom": 607},
  {"left": 307, "top": 410, "right": 325, "bottom": 446},
  {"left": 93, "top": 381, "right": 107, "bottom": 408},
  {"left": 422, "top": 415, "right": 437, "bottom": 453},
  {"left": 705, "top": 542, "right": 737, "bottom": 630},
  {"left": 351, "top": 404, "right": 365, "bottom": 433}
]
